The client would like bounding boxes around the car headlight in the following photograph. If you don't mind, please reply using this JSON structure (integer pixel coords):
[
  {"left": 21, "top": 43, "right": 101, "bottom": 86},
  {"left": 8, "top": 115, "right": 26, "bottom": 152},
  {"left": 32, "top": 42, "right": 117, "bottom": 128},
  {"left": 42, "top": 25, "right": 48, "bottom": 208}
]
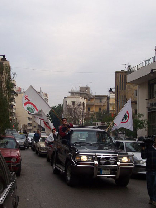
[
  {"left": 75, "top": 155, "right": 93, "bottom": 162},
  {"left": 11, "top": 158, "right": 17, "bottom": 162},
  {"left": 121, "top": 157, "right": 130, "bottom": 163}
]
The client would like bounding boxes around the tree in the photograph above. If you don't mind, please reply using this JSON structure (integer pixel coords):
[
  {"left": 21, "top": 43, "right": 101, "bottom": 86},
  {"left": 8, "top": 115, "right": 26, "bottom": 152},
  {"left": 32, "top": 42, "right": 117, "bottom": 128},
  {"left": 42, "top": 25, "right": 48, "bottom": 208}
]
[
  {"left": 48, "top": 104, "right": 63, "bottom": 131},
  {"left": 0, "top": 62, "right": 15, "bottom": 134},
  {"left": 64, "top": 102, "right": 85, "bottom": 125}
]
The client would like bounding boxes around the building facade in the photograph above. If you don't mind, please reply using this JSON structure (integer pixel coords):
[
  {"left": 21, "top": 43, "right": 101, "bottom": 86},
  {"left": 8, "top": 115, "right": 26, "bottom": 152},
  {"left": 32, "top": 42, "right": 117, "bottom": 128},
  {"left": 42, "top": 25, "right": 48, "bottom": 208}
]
[
  {"left": 115, "top": 70, "right": 137, "bottom": 115},
  {"left": 127, "top": 55, "right": 156, "bottom": 137}
]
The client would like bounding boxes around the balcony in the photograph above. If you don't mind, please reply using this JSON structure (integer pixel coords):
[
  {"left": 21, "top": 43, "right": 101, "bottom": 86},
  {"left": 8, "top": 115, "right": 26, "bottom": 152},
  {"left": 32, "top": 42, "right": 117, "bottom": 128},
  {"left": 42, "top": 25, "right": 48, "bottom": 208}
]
[{"left": 127, "top": 61, "right": 156, "bottom": 84}]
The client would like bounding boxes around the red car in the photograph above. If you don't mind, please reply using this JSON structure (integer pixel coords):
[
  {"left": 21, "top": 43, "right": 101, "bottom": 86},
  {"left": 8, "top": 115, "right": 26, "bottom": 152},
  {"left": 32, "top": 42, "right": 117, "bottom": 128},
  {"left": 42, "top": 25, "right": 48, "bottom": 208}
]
[{"left": 0, "top": 135, "right": 22, "bottom": 176}]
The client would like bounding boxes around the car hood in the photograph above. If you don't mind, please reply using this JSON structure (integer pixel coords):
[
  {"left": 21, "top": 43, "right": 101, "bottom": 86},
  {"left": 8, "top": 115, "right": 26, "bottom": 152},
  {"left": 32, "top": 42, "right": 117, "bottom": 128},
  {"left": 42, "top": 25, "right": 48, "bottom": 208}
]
[
  {"left": 131, "top": 152, "right": 146, "bottom": 161},
  {"left": 0, "top": 148, "right": 20, "bottom": 157},
  {"left": 38, "top": 142, "right": 46, "bottom": 147}
]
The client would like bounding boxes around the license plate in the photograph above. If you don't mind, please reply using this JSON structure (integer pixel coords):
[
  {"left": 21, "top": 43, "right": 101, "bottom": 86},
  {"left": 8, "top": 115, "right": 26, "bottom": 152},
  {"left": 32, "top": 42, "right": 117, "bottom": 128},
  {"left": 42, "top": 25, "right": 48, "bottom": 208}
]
[{"left": 100, "top": 169, "right": 110, "bottom": 175}]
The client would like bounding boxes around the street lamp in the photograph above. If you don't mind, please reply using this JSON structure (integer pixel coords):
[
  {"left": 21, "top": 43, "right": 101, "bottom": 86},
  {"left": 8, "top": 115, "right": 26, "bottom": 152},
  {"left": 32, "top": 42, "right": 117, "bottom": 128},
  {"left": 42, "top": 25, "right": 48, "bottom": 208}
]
[{"left": 0, "top": 55, "right": 6, "bottom": 61}]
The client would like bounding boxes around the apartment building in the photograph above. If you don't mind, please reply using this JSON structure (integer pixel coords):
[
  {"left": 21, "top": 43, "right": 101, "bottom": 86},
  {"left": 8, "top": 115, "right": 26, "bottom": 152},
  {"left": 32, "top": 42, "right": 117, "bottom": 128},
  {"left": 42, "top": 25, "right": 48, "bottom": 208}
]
[
  {"left": 127, "top": 49, "right": 156, "bottom": 137},
  {"left": 115, "top": 70, "right": 137, "bottom": 115}
]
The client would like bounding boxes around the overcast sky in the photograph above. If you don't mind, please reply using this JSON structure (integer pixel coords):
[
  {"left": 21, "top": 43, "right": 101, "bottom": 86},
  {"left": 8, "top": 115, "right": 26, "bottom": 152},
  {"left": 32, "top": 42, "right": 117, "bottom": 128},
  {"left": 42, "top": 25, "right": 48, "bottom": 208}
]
[{"left": 1, "top": 0, "right": 156, "bottom": 106}]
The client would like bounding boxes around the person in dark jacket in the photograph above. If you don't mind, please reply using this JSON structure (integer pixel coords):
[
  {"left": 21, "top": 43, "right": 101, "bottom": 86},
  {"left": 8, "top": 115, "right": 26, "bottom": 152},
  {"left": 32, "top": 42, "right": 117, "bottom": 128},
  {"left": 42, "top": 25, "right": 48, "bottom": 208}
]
[
  {"left": 141, "top": 136, "right": 156, "bottom": 206},
  {"left": 33, "top": 129, "right": 41, "bottom": 143}
]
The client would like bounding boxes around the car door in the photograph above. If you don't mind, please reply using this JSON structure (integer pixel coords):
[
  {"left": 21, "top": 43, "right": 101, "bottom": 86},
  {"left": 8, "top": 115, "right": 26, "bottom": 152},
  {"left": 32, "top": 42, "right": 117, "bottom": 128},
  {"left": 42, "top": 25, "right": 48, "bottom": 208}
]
[
  {"left": 0, "top": 152, "right": 19, "bottom": 208},
  {"left": 57, "top": 135, "right": 70, "bottom": 168}
]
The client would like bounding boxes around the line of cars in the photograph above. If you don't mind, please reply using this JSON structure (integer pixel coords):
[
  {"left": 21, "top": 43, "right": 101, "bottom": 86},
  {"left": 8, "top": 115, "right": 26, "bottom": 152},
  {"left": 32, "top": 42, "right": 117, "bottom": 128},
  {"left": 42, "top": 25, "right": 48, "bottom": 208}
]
[
  {"left": 30, "top": 127, "right": 146, "bottom": 187},
  {"left": 0, "top": 130, "right": 35, "bottom": 179}
]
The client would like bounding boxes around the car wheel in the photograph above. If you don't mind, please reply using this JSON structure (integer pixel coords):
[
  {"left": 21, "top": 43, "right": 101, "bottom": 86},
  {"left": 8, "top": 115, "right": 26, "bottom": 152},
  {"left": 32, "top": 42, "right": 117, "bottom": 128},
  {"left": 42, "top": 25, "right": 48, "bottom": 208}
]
[
  {"left": 35, "top": 149, "right": 38, "bottom": 154},
  {"left": 115, "top": 176, "right": 129, "bottom": 187},
  {"left": 66, "top": 162, "right": 76, "bottom": 186},
  {"left": 52, "top": 154, "right": 59, "bottom": 174},
  {"left": 38, "top": 151, "right": 41, "bottom": 157},
  {"left": 16, "top": 163, "right": 21, "bottom": 177}
]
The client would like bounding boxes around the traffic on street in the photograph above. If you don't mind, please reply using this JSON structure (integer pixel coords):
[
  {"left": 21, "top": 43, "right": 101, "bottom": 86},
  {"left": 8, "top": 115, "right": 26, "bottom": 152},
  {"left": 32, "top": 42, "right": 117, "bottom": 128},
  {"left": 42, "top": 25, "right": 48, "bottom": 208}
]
[{"left": 16, "top": 147, "right": 148, "bottom": 208}]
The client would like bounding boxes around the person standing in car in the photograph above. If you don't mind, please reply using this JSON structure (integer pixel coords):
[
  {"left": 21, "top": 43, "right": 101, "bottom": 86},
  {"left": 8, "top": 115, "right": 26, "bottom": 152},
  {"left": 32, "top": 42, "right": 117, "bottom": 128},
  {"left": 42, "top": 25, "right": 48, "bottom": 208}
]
[
  {"left": 46, "top": 128, "right": 58, "bottom": 144},
  {"left": 141, "top": 136, "right": 156, "bottom": 206},
  {"left": 59, "top": 118, "right": 73, "bottom": 138}
]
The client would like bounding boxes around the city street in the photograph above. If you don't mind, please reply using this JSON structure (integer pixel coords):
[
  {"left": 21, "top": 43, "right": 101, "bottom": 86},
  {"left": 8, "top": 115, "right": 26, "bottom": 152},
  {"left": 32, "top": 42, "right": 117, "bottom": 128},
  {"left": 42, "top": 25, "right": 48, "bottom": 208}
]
[{"left": 17, "top": 148, "right": 149, "bottom": 208}]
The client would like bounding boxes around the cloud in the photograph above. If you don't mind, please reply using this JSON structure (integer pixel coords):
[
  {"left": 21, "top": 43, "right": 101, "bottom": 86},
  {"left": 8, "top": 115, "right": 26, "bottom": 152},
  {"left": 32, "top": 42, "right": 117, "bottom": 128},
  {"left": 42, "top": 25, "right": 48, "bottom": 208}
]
[{"left": 1, "top": 0, "right": 156, "bottom": 105}]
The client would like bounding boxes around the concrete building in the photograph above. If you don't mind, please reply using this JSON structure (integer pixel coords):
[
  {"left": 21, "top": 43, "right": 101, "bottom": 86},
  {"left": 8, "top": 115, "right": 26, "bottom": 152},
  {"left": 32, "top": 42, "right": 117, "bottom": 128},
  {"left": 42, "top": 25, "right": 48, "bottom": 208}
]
[
  {"left": 0, "top": 55, "right": 16, "bottom": 125},
  {"left": 127, "top": 51, "right": 156, "bottom": 137},
  {"left": 86, "top": 95, "right": 108, "bottom": 115},
  {"left": 69, "top": 86, "right": 108, "bottom": 115},
  {"left": 115, "top": 70, "right": 137, "bottom": 115}
]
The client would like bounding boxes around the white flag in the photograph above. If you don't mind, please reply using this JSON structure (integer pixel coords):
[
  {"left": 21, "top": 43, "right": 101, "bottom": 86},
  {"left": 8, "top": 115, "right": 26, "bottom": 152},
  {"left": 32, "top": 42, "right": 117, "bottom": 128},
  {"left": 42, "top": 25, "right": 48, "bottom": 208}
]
[
  {"left": 111, "top": 99, "right": 133, "bottom": 131},
  {"left": 22, "top": 85, "right": 51, "bottom": 115},
  {"left": 22, "top": 85, "right": 53, "bottom": 132}
]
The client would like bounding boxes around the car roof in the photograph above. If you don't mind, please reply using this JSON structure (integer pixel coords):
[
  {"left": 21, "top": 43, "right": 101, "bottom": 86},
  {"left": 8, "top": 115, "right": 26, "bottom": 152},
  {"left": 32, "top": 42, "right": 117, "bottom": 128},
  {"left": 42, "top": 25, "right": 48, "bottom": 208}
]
[
  {"left": 114, "top": 140, "right": 138, "bottom": 143},
  {"left": 70, "top": 128, "right": 106, "bottom": 132}
]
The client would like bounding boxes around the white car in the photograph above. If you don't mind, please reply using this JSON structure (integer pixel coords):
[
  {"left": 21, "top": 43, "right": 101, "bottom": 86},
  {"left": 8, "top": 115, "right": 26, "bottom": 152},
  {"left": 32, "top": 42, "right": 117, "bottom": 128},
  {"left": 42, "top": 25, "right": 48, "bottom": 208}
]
[
  {"left": 27, "top": 133, "right": 34, "bottom": 146},
  {"left": 114, "top": 140, "right": 146, "bottom": 175}
]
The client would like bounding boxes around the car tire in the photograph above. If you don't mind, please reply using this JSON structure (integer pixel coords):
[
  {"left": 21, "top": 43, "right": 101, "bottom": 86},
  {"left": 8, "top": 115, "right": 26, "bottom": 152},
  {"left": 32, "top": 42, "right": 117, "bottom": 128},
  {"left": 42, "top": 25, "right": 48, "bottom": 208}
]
[
  {"left": 52, "top": 154, "right": 59, "bottom": 174},
  {"left": 35, "top": 149, "right": 38, "bottom": 154},
  {"left": 16, "top": 163, "right": 21, "bottom": 177},
  {"left": 66, "top": 162, "right": 76, "bottom": 186},
  {"left": 115, "top": 176, "right": 129, "bottom": 187}
]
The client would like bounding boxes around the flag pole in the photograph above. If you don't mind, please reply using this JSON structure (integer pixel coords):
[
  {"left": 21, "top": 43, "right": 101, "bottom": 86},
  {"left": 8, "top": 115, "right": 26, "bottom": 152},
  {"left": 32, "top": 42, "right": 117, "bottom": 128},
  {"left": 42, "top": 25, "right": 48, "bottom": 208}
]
[{"left": 106, "top": 121, "right": 114, "bottom": 132}]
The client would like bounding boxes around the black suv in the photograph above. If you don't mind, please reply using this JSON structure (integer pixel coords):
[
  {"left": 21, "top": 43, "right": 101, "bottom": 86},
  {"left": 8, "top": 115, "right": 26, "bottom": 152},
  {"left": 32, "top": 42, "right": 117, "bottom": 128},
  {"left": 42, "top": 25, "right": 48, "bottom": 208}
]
[
  {"left": 0, "top": 151, "right": 19, "bottom": 208},
  {"left": 51, "top": 128, "right": 134, "bottom": 186}
]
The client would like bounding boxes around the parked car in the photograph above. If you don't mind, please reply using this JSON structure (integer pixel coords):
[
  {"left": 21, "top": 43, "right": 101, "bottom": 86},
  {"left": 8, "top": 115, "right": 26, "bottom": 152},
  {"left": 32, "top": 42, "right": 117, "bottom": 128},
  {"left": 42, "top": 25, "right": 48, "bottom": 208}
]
[
  {"left": 0, "top": 136, "right": 22, "bottom": 176},
  {"left": 114, "top": 140, "right": 146, "bottom": 175},
  {"left": 51, "top": 128, "right": 134, "bottom": 186},
  {"left": 13, "top": 133, "right": 29, "bottom": 149},
  {"left": 0, "top": 151, "right": 19, "bottom": 207},
  {"left": 27, "top": 133, "right": 34, "bottom": 147},
  {"left": 35, "top": 135, "right": 48, "bottom": 156},
  {"left": 5, "top": 128, "right": 17, "bottom": 135}
]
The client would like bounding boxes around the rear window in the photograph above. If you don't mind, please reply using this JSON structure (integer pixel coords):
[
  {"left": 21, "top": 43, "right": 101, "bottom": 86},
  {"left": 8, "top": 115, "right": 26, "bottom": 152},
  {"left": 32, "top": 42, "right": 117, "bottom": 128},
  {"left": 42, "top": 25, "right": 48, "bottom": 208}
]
[{"left": 0, "top": 138, "right": 17, "bottom": 149}]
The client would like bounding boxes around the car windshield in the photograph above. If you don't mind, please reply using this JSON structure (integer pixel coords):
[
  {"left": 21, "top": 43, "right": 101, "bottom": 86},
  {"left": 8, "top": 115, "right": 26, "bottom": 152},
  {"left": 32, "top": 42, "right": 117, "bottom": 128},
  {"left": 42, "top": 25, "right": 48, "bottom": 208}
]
[
  {"left": 70, "top": 130, "right": 113, "bottom": 146},
  {"left": 125, "top": 142, "right": 141, "bottom": 152},
  {"left": 13, "top": 134, "right": 26, "bottom": 140},
  {"left": 0, "top": 138, "right": 17, "bottom": 149}
]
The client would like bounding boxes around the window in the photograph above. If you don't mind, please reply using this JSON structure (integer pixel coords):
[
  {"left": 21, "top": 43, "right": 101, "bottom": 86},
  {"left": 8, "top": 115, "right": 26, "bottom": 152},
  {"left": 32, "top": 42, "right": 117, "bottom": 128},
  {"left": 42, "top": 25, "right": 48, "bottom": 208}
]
[
  {"left": 149, "top": 79, "right": 156, "bottom": 99},
  {"left": 99, "top": 108, "right": 101, "bottom": 112}
]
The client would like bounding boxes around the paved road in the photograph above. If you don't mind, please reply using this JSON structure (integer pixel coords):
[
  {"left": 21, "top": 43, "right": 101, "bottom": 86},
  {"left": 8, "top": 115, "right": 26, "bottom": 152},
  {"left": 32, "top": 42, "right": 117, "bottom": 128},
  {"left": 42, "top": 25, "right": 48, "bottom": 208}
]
[{"left": 17, "top": 148, "right": 150, "bottom": 208}]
